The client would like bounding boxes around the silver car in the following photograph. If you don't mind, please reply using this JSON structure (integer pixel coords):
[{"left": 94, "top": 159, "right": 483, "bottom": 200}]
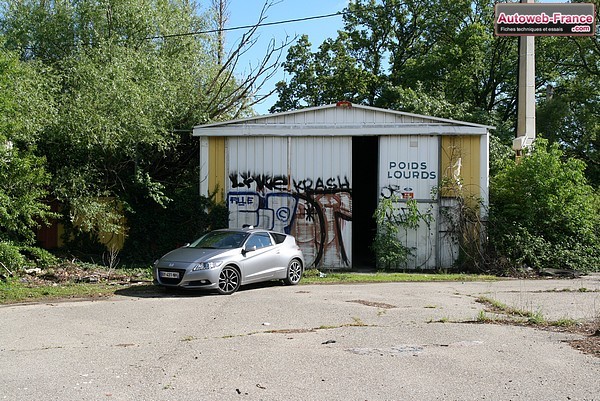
[{"left": 153, "top": 227, "right": 305, "bottom": 295}]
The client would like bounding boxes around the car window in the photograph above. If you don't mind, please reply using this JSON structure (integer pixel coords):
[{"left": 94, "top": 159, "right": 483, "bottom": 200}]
[
  {"left": 245, "top": 233, "right": 273, "bottom": 249},
  {"left": 271, "top": 233, "right": 287, "bottom": 244},
  {"left": 190, "top": 231, "right": 247, "bottom": 249}
]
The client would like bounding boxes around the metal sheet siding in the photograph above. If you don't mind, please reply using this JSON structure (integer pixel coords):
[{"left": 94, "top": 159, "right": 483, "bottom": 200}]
[
  {"left": 226, "top": 136, "right": 352, "bottom": 268},
  {"left": 378, "top": 136, "right": 439, "bottom": 201},
  {"left": 208, "top": 137, "right": 226, "bottom": 202},
  {"left": 439, "top": 198, "right": 460, "bottom": 267},
  {"left": 378, "top": 136, "right": 440, "bottom": 269},
  {"left": 227, "top": 136, "right": 288, "bottom": 177},
  {"left": 290, "top": 137, "right": 352, "bottom": 268},
  {"left": 441, "top": 136, "right": 482, "bottom": 201},
  {"left": 243, "top": 106, "right": 437, "bottom": 127},
  {"left": 290, "top": 137, "right": 351, "bottom": 184},
  {"left": 399, "top": 202, "right": 438, "bottom": 269}
]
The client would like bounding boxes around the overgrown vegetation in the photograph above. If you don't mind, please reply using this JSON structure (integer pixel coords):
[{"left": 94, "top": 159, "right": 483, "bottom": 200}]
[
  {"left": 488, "top": 139, "right": 600, "bottom": 274},
  {"left": 0, "top": 263, "right": 153, "bottom": 305},
  {"left": 475, "top": 296, "right": 588, "bottom": 330},
  {"left": 0, "top": 0, "right": 279, "bottom": 271},
  {"left": 371, "top": 197, "right": 433, "bottom": 270},
  {"left": 1, "top": 0, "right": 599, "bottom": 278},
  {"left": 273, "top": 0, "right": 600, "bottom": 274}
]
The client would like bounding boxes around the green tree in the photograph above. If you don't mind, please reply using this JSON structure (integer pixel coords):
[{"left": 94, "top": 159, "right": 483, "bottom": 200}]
[
  {"left": 537, "top": 78, "right": 599, "bottom": 187},
  {"left": 271, "top": 33, "right": 376, "bottom": 112},
  {"left": 489, "top": 139, "right": 600, "bottom": 272},
  {"left": 272, "top": 0, "right": 519, "bottom": 134},
  {"left": 0, "top": 44, "right": 56, "bottom": 245},
  {"left": 535, "top": 1, "right": 600, "bottom": 188},
  {"left": 1, "top": 0, "right": 286, "bottom": 260}
]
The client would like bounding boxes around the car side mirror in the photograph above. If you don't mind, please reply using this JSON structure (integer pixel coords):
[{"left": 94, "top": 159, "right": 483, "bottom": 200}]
[{"left": 242, "top": 245, "right": 257, "bottom": 255}]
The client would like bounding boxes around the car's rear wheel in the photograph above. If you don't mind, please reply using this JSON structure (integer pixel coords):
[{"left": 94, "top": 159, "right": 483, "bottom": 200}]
[
  {"left": 284, "top": 259, "right": 303, "bottom": 285},
  {"left": 218, "top": 266, "right": 241, "bottom": 295}
]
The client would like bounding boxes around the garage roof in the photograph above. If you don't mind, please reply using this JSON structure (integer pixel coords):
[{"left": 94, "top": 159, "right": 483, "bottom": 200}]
[{"left": 192, "top": 103, "right": 494, "bottom": 137}]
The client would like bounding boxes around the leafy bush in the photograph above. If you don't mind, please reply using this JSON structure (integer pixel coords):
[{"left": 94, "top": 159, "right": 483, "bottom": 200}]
[
  {"left": 120, "top": 185, "right": 228, "bottom": 264},
  {"left": 0, "top": 45, "right": 57, "bottom": 246},
  {"left": 0, "top": 241, "right": 27, "bottom": 272},
  {"left": 20, "top": 246, "right": 58, "bottom": 268},
  {"left": 489, "top": 139, "right": 600, "bottom": 273},
  {"left": 0, "top": 241, "right": 58, "bottom": 272},
  {"left": 372, "top": 197, "right": 433, "bottom": 270}
]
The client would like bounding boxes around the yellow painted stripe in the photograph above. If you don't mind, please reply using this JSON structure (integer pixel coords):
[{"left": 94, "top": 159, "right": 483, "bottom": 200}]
[
  {"left": 441, "top": 136, "right": 481, "bottom": 201},
  {"left": 208, "top": 137, "right": 226, "bottom": 203}
]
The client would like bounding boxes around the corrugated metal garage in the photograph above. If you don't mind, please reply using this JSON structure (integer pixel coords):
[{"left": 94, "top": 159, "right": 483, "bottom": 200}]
[{"left": 193, "top": 103, "right": 492, "bottom": 270}]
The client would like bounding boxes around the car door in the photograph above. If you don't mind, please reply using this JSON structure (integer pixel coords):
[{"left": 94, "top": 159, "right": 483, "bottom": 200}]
[{"left": 240, "top": 232, "right": 278, "bottom": 283}]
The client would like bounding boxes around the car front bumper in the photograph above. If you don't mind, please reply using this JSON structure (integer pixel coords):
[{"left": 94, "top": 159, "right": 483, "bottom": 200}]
[{"left": 153, "top": 266, "right": 222, "bottom": 290}]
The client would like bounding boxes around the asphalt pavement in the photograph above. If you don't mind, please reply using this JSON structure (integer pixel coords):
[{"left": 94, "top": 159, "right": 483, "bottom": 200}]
[{"left": 1, "top": 275, "right": 599, "bottom": 401}]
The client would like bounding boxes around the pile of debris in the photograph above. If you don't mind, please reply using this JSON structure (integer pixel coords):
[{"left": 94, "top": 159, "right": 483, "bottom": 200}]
[{"left": 9, "top": 260, "right": 150, "bottom": 286}]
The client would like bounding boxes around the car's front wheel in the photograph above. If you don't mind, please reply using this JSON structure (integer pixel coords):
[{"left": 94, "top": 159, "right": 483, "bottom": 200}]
[
  {"left": 218, "top": 266, "right": 241, "bottom": 295},
  {"left": 284, "top": 259, "right": 303, "bottom": 285}
]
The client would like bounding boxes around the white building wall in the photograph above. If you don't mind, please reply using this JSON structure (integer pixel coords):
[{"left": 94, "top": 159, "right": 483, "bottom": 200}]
[
  {"left": 378, "top": 136, "right": 440, "bottom": 269},
  {"left": 226, "top": 136, "right": 352, "bottom": 268},
  {"left": 194, "top": 103, "right": 491, "bottom": 270}
]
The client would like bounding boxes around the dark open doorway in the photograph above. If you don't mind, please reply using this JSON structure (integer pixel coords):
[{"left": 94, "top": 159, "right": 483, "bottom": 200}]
[{"left": 352, "top": 136, "right": 379, "bottom": 269}]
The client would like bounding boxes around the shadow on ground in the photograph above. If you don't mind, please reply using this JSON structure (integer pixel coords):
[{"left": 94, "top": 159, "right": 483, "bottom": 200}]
[{"left": 114, "top": 280, "right": 285, "bottom": 299}]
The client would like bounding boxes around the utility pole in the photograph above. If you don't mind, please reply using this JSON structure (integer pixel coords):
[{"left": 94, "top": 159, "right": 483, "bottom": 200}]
[
  {"left": 495, "top": 1, "right": 595, "bottom": 157},
  {"left": 212, "top": 0, "right": 229, "bottom": 65},
  {"left": 513, "top": 0, "right": 536, "bottom": 157}
]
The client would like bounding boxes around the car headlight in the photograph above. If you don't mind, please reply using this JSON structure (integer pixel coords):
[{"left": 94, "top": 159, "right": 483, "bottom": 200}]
[{"left": 192, "top": 261, "right": 223, "bottom": 271}]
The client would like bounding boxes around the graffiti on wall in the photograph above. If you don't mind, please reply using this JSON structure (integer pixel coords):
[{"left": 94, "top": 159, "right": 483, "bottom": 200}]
[
  {"left": 229, "top": 172, "right": 351, "bottom": 194},
  {"left": 381, "top": 185, "right": 415, "bottom": 200},
  {"left": 228, "top": 172, "right": 352, "bottom": 268}
]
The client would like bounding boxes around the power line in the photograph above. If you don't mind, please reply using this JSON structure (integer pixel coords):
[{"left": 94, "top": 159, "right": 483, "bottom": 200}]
[
  {"left": 146, "top": 11, "right": 344, "bottom": 41},
  {"left": 16, "top": 9, "right": 346, "bottom": 50}
]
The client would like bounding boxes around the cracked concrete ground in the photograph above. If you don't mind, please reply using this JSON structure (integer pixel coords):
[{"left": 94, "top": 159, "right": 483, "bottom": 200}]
[{"left": 1, "top": 275, "right": 599, "bottom": 400}]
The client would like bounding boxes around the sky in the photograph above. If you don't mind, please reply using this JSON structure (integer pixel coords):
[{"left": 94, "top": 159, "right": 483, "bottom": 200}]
[
  {"left": 218, "top": 0, "right": 571, "bottom": 115},
  {"left": 222, "top": 0, "right": 349, "bottom": 114}
]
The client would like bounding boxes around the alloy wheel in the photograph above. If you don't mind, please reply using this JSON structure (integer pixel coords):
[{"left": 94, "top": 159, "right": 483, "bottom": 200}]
[
  {"left": 285, "top": 259, "right": 303, "bottom": 285},
  {"left": 218, "top": 266, "right": 240, "bottom": 295}
]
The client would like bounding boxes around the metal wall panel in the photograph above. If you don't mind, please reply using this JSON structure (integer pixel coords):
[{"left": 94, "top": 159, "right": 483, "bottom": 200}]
[
  {"left": 226, "top": 137, "right": 290, "bottom": 235},
  {"left": 252, "top": 106, "right": 434, "bottom": 127},
  {"left": 208, "top": 137, "right": 226, "bottom": 202},
  {"left": 378, "top": 136, "right": 440, "bottom": 269},
  {"left": 439, "top": 198, "right": 460, "bottom": 268},
  {"left": 441, "top": 136, "right": 482, "bottom": 200},
  {"left": 289, "top": 137, "right": 352, "bottom": 268},
  {"left": 378, "top": 136, "right": 439, "bottom": 201},
  {"left": 227, "top": 136, "right": 288, "bottom": 177},
  {"left": 392, "top": 202, "right": 438, "bottom": 269},
  {"left": 226, "top": 136, "right": 353, "bottom": 269}
]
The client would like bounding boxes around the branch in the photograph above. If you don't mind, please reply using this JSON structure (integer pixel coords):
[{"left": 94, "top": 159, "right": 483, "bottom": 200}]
[{"left": 203, "top": 0, "right": 295, "bottom": 118}]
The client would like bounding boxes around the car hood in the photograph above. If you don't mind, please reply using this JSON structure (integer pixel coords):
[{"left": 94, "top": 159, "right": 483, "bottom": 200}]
[{"left": 158, "top": 247, "right": 239, "bottom": 264}]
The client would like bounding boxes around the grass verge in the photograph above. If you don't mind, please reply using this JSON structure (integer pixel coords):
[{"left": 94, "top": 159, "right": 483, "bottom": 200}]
[
  {"left": 0, "top": 276, "right": 117, "bottom": 304},
  {"left": 475, "top": 296, "right": 582, "bottom": 327},
  {"left": 474, "top": 295, "right": 600, "bottom": 358},
  {"left": 302, "top": 269, "right": 497, "bottom": 284},
  {"left": 1, "top": 267, "right": 497, "bottom": 305}
]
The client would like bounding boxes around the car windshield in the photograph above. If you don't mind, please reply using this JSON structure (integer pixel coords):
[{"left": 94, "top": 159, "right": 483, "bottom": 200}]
[{"left": 189, "top": 231, "right": 247, "bottom": 249}]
